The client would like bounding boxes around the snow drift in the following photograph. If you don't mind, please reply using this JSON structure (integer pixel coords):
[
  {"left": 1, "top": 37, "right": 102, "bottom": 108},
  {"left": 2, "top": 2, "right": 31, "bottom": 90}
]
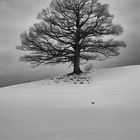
[{"left": 0, "top": 65, "right": 140, "bottom": 140}]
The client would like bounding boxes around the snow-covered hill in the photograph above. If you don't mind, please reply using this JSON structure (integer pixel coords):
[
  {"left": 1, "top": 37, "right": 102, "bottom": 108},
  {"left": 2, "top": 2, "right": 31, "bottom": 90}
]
[{"left": 0, "top": 65, "right": 140, "bottom": 140}]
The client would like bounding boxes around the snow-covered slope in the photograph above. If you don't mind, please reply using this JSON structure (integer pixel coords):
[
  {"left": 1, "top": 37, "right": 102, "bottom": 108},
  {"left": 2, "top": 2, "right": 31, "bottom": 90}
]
[{"left": 0, "top": 65, "right": 140, "bottom": 140}]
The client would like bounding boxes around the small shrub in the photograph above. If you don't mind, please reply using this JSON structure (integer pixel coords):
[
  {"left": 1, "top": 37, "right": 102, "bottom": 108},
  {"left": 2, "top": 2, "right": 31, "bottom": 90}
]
[{"left": 84, "top": 63, "right": 94, "bottom": 72}]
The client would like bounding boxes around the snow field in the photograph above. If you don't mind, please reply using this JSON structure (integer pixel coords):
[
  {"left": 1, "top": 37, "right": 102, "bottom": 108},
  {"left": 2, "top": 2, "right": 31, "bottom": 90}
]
[{"left": 0, "top": 65, "right": 140, "bottom": 140}]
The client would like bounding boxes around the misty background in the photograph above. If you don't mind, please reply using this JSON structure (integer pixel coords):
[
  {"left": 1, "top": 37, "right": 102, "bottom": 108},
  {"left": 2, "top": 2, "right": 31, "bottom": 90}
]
[{"left": 0, "top": 0, "right": 140, "bottom": 87}]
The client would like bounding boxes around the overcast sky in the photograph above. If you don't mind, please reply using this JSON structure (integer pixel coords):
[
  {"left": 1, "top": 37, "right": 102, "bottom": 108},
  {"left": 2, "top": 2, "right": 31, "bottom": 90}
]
[{"left": 0, "top": 0, "right": 140, "bottom": 87}]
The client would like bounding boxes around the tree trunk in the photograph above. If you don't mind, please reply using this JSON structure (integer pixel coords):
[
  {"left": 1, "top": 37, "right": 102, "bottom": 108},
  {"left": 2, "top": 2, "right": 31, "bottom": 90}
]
[
  {"left": 67, "top": 50, "right": 82, "bottom": 75},
  {"left": 73, "top": 50, "right": 82, "bottom": 75},
  {"left": 70, "top": 11, "right": 82, "bottom": 75}
]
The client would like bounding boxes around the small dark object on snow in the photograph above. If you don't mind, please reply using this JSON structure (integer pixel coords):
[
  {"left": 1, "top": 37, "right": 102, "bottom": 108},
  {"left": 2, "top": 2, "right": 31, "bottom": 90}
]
[{"left": 91, "top": 102, "right": 95, "bottom": 104}]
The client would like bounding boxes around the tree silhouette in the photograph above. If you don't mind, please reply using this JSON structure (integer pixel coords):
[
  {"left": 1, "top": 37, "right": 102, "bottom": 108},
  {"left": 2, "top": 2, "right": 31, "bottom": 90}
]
[{"left": 17, "top": 0, "right": 126, "bottom": 75}]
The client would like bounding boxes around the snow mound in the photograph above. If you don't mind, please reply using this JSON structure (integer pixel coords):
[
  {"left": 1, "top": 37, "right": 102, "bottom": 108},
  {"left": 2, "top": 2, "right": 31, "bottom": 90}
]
[{"left": 31, "top": 65, "right": 140, "bottom": 86}]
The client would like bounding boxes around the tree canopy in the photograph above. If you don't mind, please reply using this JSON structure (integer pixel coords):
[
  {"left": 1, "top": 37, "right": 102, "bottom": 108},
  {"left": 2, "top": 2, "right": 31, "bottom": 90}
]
[{"left": 17, "top": 0, "right": 127, "bottom": 74}]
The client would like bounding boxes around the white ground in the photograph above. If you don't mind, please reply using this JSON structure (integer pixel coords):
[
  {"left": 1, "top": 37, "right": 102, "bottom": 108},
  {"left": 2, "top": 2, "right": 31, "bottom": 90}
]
[{"left": 0, "top": 65, "right": 140, "bottom": 140}]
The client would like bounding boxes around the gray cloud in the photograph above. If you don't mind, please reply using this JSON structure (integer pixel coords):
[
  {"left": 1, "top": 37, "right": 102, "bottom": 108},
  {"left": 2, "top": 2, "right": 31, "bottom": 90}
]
[{"left": 0, "top": 51, "right": 15, "bottom": 64}]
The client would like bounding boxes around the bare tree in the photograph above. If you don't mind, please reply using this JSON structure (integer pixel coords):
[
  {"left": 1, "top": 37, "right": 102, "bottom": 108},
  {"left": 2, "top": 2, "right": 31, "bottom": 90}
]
[{"left": 17, "top": 0, "right": 127, "bottom": 75}]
